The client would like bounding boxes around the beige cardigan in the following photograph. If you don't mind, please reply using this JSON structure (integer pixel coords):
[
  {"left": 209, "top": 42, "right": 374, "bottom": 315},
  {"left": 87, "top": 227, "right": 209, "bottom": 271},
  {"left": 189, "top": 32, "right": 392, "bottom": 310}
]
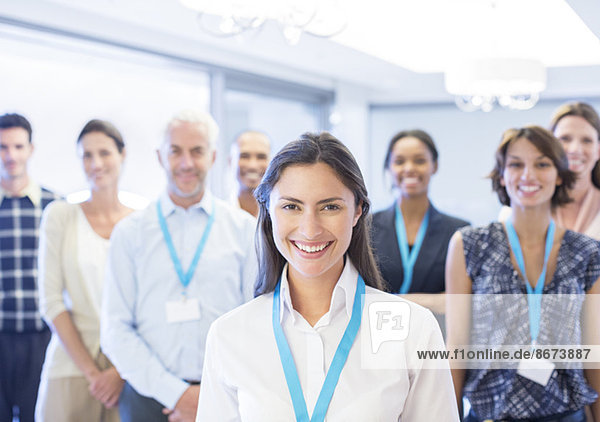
[{"left": 38, "top": 200, "right": 108, "bottom": 379}]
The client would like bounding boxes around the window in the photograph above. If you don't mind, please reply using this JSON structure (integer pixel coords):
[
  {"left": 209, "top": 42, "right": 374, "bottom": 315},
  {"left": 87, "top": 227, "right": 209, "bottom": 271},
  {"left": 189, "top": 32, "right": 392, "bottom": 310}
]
[{"left": 0, "top": 26, "right": 210, "bottom": 204}]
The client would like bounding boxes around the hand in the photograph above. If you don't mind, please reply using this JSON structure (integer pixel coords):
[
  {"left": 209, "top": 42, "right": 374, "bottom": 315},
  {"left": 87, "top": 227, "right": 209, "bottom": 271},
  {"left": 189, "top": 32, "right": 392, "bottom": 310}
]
[
  {"left": 162, "top": 385, "right": 200, "bottom": 422},
  {"left": 88, "top": 367, "right": 125, "bottom": 408}
]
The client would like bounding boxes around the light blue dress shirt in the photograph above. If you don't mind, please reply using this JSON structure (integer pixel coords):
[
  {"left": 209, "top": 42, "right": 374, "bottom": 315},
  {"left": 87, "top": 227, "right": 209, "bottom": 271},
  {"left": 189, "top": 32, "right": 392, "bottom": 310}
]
[{"left": 100, "top": 190, "right": 257, "bottom": 409}]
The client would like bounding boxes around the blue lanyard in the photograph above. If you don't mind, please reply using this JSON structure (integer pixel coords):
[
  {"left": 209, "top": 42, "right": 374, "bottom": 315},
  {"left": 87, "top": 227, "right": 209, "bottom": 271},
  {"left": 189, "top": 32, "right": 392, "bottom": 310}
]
[
  {"left": 156, "top": 200, "right": 215, "bottom": 290},
  {"left": 395, "top": 203, "right": 429, "bottom": 294},
  {"left": 505, "top": 219, "right": 555, "bottom": 345},
  {"left": 272, "top": 275, "right": 365, "bottom": 422}
]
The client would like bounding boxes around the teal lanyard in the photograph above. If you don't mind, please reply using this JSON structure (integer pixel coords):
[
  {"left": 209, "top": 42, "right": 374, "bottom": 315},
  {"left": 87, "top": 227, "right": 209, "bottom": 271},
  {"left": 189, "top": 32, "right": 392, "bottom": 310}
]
[
  {"left": 156, "top": 200, "right": 215, "bottom": 290},
  {"left": 395, "top": 203, "right": 429, "bottom": 294},
  {"left": 272, "top": 275, "right": 365, "bottom": 422},
  {"left": 505, "top": 219, "right": 555, "bottom": 345}
]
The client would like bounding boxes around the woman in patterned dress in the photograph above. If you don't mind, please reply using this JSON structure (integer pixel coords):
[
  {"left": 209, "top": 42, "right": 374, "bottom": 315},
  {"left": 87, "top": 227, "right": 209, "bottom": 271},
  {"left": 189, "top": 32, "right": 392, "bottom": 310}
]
[{"left": 446, "top": 126, "right": 600, "bottom": 421}]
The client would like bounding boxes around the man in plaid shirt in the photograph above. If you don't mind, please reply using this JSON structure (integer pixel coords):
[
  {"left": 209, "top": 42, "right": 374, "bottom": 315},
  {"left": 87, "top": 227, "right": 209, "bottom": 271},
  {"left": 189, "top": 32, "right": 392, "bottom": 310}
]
[{"left": 0, "top": 113, "right": 59, "bottom": 422}]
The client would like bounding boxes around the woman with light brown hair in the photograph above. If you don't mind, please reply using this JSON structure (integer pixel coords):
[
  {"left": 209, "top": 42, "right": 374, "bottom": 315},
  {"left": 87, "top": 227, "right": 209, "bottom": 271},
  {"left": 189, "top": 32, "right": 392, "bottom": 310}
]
[{"left": 550, "top": 101, "right": 600, "bottom": 239}]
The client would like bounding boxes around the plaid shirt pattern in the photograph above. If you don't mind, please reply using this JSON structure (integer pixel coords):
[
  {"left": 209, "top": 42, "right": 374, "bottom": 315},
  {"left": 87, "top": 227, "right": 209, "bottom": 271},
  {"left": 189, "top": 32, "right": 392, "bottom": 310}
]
[{"left": 0, "top": 188, "right": 58, "bottom": 332}]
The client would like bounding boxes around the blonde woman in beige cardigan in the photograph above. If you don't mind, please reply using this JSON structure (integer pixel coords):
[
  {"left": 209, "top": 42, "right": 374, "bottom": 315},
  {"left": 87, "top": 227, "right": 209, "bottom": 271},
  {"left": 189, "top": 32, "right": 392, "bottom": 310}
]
[{"left": 36, "top": 120, "right": 133, "bottom": 422}]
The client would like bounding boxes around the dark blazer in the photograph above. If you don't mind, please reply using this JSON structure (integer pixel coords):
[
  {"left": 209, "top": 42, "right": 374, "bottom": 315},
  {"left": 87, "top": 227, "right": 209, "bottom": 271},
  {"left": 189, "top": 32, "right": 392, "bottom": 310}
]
[{"left": 371, "top": 203, "right": 469, "bottom": 294}]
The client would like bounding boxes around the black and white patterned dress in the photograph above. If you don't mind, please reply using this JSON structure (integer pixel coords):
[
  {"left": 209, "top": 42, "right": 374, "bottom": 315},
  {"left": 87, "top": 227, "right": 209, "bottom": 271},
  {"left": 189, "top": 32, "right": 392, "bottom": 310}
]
[{"left": 460, "top": 222, "right": 600, "bottom": 419}]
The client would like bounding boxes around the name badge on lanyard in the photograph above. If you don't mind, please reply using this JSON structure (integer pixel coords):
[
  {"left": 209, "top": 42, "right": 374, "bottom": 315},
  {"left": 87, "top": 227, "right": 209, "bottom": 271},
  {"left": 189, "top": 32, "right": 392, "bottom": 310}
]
[
  {"left": 165, "top": 297, "right": 201, "bottom": 323},
  {"left": 157, "top": 200, "right": 215, "bottom": 323},
  {"left": 505, "top": 219, "right": 556, "bottom": 386},
  {"left": 272, "top": 275, "right": 366, "bottom": 422},
  {"left": 395, "top": 203, "right": 429, "bottom": 294}
]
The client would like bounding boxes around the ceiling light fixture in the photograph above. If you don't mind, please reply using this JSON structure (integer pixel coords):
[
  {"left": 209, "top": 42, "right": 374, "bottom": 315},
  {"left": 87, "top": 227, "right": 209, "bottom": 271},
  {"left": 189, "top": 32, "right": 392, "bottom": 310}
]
[
  {"left": 179, "top": 0, "right": 347, "bottom": 45},
  {"left": 444, "top": 58, "right": 547, "bottom": 112}
]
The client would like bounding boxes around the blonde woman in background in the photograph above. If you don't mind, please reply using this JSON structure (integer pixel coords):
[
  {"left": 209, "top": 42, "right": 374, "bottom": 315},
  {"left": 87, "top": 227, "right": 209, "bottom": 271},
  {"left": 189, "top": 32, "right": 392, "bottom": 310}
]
[
  {"left": 36, "top": 120, "right": 133, "bottom": 421},
  {"left": 550, "top": 101, "right": 600, "bottom": 239}
]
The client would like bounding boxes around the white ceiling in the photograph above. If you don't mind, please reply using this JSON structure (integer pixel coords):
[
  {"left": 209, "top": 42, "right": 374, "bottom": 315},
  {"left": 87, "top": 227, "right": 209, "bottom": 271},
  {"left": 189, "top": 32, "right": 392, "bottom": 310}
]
[
  {"left": 332, "top": 0, "right": 600, "bottom": 72},
  {"left": 1, "top": 0, "right": 599, "bottom": 103}
]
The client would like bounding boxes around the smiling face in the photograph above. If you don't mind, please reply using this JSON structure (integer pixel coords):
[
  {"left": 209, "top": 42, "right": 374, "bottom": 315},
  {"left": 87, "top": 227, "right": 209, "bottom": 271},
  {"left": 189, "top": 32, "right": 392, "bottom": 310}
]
[
  {"left": 501, "top": 137, "right": 561, "bottom": 210},
  {"left": 269, "top": 162, "right": 362, "bottom": 285},
  {"left": 232, "top": 132, "right": 270, "bottom": 192},
  {"left": 387, "top": 136, "right": 437, "bottom": 198},
  {"left": 158, "top": 121, "right": 216, "bottom": 205},
  {"left": 78, "top": 131, "right": 124, "bottom": 191},
  {"left": 553, "top": 115, "right": 600, "bottom": 180},
  {"left": 0, "top": 127, "right": 33, "bottom": 182}
]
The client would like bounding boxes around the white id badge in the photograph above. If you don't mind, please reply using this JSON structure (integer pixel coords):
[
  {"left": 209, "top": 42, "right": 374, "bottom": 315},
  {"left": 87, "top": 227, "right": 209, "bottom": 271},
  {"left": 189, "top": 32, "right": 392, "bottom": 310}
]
[
  {"left": 165, "top": 298, "right": 201, "bottom": 323},
  {"left": 517, "top": 358, "right": 555, "bottom": 386}
]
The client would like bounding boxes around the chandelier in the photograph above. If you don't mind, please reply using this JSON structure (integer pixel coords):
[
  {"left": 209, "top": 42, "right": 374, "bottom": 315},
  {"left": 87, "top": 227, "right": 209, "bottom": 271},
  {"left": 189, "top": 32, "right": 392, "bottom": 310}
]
[
  {"left": 444, "top": 58, "right": 547, "bottom": 112},
  {"left": 179, "top": 0, "right": 347, "bottom": 45}
]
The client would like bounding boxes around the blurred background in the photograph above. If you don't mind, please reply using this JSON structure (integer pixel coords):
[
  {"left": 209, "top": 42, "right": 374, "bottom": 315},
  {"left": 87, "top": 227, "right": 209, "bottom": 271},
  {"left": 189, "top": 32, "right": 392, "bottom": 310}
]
[{"left": 1, "top": 0, "right": 599, "bottom": 224}]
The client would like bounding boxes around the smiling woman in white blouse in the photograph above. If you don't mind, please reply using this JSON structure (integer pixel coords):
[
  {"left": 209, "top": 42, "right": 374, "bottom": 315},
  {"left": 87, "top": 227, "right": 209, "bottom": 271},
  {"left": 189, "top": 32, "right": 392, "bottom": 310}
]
[
  {"left": 196, "top": 132, "right": 459, "bottom": 421},
  {"left": 36, "top": 120, "right": 133, "bottom": 421}
]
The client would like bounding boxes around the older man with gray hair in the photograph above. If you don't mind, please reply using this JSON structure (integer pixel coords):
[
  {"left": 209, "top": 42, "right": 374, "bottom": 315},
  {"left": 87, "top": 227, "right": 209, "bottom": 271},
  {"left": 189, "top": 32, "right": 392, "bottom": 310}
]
[{"left": 101, "top": 110, "right": 257, "bottom": 422}]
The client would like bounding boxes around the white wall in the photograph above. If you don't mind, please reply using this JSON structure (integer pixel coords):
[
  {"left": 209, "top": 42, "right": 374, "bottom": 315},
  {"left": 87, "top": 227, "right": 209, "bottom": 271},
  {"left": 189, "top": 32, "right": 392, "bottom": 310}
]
[
  {"left": 329, "top": 82, "right": 372, "bottom": 190},
  {"left": 0, "top": 34, "right": 209, "bottom": 201}
]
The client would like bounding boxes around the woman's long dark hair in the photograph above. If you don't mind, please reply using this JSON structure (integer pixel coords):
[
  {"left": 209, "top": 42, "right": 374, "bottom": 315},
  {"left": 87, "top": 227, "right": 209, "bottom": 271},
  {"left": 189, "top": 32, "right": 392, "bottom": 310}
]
[{"left": 253, "top": 132, "right": 385, "bottom": 295}]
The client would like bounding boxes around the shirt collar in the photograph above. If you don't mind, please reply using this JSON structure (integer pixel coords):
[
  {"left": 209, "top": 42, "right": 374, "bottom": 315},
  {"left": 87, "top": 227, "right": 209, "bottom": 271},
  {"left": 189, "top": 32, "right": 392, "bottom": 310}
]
[
  {"left": 0, "top": 179, "right": 42, "bottom": 206},
  {"left": 158, "top": 189, "right": 213, "bottom": 217},
  {"left": 278, "top": 258, "right": 359, "bottom": 324}
]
